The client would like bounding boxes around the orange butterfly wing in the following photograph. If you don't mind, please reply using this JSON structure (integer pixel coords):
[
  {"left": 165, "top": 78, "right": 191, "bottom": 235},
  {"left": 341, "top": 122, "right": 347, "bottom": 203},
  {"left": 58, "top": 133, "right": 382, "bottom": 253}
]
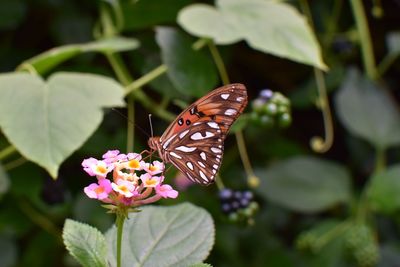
[{"left": 148, "top": 83, "right": 248, "bottom": 185}]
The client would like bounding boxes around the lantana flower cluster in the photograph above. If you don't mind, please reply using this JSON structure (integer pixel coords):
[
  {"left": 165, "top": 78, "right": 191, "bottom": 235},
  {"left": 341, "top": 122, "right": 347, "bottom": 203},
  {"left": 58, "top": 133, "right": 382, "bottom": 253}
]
[{"left": 82, "top": 150, "right": 178, "bottom": 208}]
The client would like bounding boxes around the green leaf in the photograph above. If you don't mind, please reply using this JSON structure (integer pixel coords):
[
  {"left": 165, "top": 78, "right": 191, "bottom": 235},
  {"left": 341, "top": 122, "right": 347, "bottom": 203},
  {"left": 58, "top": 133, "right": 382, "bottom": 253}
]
[
  {"left": 256, "top": 156, "right": 352, "bottom": 213},
  {"left": 178, "top": 0, "right": 327, "bottom": 70},
  {"left": 190, "top": 264, "right": 213, "bottom": 267},
  {"left": 106, "top": 203, "right": 215, "bottom": 267},
  {"left": 0, "top": 163, "right": 10, "bottom": 197},
  {"left": 155, "top": 27, "right": 218, "bottom": 97},
  {"left": 378, "top": 244, "right": 400, "bottom": 267},
  {"left": 22, "top": 36, "right": 139, "bottom": 74},
  {"left": 0, "top": 72, "right": 125, "bottom": 178},
  {"left": 368, "top": 165, "right": 400, "bottom": 214},
  {"left": 335, "top": 68, "right": 400, "bottom": 150},
  {"left": 123, "top": 0, "right": 192, "bottom": 30},
  {"left": 386, "top": 32, "right": 400, "bottom": 55},
  {"left": 0, "top": 234, "right": 17, "bottom": 267},
  {"left": 63, "top": 219, "right": 108, "bottom": 267}
]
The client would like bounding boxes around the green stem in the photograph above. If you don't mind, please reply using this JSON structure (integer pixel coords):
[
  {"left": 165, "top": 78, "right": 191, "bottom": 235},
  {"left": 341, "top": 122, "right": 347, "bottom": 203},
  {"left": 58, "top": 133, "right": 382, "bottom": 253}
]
[
  {"left": 215, "top": 175, "right": 225, "bottom": 190},
  {"left": 106, "top": 54, "right": 174, "bottom": 143},
  {"left": 376, "top": 53, "right": 398, "bottom": 79},
  {"left": 125, "top": 65, "right": 168, "bottom": 96},
  {"left": 115, "top": 213, "right": 125, "bottom": 267},
  {"left": 310, "top": 69, "right": 334, "bottom": 153},
  {"left": 3, "top": 157, "right": 26, "bottom": 171},
  {"left": 315, "top": 220, "right": 351, "bottom": 249},
  {"left": 0, "top": 145, "right": 17, "bottom": 161},
  {"left": 106, "top": 53, "right": 132, "bottom": 86},
  {"left": 192, "top": 38, "right": 208, "bottom": 50},
  {"left": 350, "top": 0, "right": 378, "bottom": 80},
  {"left": 235, "top": 131, "right": 259, "bottom": 187},
  {"left": 324, "top": 0, "right": 343, "bottom": 47},
  {"left": 19, "top": 199, "right": 61, "bottom": 240},
  {"left": 207, "top": 41, "right": 230, "bottom": 84},
  {"left": 299, "top": 0, "right": 334, "bottom": 153}
]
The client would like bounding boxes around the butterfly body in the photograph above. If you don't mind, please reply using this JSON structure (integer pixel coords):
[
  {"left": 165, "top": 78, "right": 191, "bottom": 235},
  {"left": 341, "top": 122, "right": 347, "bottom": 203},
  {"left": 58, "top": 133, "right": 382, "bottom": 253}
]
[{"left": 148, "top": 83, "right": 248, "bottom": 185}]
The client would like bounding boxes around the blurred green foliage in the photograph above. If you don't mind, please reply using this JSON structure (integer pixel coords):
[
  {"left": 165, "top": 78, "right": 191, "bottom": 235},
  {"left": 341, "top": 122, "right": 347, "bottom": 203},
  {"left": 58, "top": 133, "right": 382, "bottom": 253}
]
[{"left": 0, "top": 0, "right": 400, "bottom": 266}]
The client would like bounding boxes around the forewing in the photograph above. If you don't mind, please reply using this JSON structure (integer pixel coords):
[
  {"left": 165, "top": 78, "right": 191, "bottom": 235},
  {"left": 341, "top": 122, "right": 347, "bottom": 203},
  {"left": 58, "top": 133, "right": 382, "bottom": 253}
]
[{"left": 159, "top": 83, "right": 248, "bottom": 143}]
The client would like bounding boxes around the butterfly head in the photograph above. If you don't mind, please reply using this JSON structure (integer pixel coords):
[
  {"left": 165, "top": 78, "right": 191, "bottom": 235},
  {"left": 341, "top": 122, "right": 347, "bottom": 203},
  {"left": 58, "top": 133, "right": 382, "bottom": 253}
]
[{"left": 148, "top": 137, "right": 161, "bottom": 152}]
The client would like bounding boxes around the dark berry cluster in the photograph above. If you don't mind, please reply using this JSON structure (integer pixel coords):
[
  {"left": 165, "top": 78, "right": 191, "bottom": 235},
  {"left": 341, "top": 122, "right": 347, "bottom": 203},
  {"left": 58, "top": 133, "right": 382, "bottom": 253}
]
[
  {"left": 219, "top": 188, "right": 258, "bottom": 223},
  {"left": 250, "top": 89, "right": 291, "bottom": 128}
]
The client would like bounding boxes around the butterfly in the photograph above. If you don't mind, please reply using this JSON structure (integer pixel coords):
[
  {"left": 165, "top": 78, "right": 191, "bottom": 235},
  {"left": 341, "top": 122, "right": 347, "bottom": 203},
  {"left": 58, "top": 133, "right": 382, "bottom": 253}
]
[{"left": 148, "top": 83, "right": 248, "bottom": 185}]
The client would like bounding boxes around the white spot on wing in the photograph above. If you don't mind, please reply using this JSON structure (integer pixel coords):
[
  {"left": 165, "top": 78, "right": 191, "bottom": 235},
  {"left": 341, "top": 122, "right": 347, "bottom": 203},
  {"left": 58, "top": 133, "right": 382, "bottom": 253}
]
[
  {"left": 193, "top": 122, "right": 202, "bottom": 126},
  {"left": 216, "top": 155, "right": 221, "bottom": 159},
  {"left": 191, "top": 131, "right": 214, "bottom": 140},
  {"left": 198, "top": 161, "right": 206, "bottom": 168},
  {"left": 221, "top": 93, "right": 230, "bottom": 100},
  {"left": 213, "top": 164, "right": 218, "bottom": 169},
  {"left": 179, "top": 129, "right": 190, "bottom": 139},
  {"left": 162, "top": 134, "right": 177, "bottom": 149},
  {"left": 176, "top": 146, "right": 197, "bottom": 152},
  {"left": 200, "top": 152, "right": 206, "bottom": 160},
  {"left": 211, "top": 147, "right": 222, "bottom": 154},
  {"left": 224, "top": 109, "right": 237, "bottom": 115},
  {"left": 207, "top": 122, "right": 219, "bottom": 129},
  {"left": 212, "top": 169, "right": 217, "bottom": 174},
  {"left": 199, "top": 170, "right": 208, "bottom": 181},
  {"left": 186, "top": 162, "right": 194, "bottom": 170},
  {"left": 170, "top": 152, "right": 182, "bottom": 159},
  {"left": 237, "top": 96, "right": 244, "bottom": 102}
]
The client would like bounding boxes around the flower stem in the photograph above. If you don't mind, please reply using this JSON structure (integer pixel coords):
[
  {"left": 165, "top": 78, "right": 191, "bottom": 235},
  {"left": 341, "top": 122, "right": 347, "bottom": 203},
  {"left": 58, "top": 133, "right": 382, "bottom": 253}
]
[
  {"left": 350, "top": 0, "right": 378, "bottom": 80},
  {"left": 115, "top": 212, "right": 126, "bottom": 267}
]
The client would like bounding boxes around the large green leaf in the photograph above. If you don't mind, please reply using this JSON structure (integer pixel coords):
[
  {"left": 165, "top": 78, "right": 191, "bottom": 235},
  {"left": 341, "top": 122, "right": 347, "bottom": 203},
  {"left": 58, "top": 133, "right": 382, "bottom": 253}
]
[
  {"left": 178, "top": 0, "right": 327, "bottom": 70},
  {"left": 122, "top": 0, "right": 192, "bottom": 30},
  {"left": 0, "top": 72, "right": 125, "bottom": 178},
  {"left": 256, "top": 156, "right": 352, "bottom": 213},
  {"left": 63, "top": 219, "right": 108, "bottom": 267},
  {"left": 368, "top": 165, "right": 400, "bottom": 214},
  {"left": 21, "top": 36, "right": 139, "bottom": 74},
  {"left": 335, "top": 68, "right": 400, "bottom": 150},
  {"left": 155, "top": 27, "right": 218, "bottom": 97},
  {"left": 106, "top": 203, "right": 214, "bottom": 267}
]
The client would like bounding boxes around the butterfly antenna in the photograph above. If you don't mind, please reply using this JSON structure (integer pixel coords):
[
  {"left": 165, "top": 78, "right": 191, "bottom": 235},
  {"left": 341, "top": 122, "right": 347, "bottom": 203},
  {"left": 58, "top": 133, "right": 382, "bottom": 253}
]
[
  {"left": 111, "top": 108, "right": 150, "bottom": 138},
  {"left": 148, "top": 114, "right": 154, "bottom": 138}
]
